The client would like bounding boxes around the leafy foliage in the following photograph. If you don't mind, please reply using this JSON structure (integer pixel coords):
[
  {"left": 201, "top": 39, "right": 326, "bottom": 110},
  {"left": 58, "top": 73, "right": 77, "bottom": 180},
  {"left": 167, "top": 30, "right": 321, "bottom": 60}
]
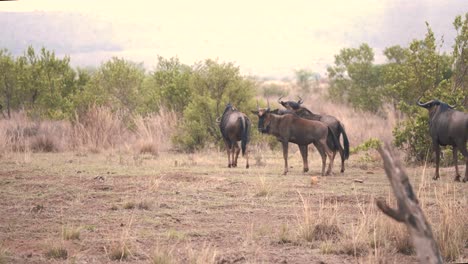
[
  {"left": 391, "top": 23, "right": 463, "bottom": 162},
  {"left": 327, "top": 43, "right": 384, "bottom": 113},
  {"left": 172, "top": 59, "right": 256, "bottom": 151}
]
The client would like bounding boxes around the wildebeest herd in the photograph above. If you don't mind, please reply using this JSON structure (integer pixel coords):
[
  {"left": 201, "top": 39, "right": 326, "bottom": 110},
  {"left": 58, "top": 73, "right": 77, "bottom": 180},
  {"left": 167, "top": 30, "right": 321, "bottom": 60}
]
[{"left": 219, "top": 97, "right": 468, "bottom": 182}]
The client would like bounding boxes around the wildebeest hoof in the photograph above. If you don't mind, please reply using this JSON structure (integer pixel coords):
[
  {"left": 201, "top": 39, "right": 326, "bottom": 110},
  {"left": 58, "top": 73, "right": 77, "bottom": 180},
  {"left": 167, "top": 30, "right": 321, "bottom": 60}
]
[
  {"left": 246, "top": 164, "right": 249, "bottom": 169},
  {"left": 303, "top": 168, "right": 309, "bottom": 173},
  {"left": 454, "top": 175, "right": 461, "bottom": 182},
  {"left": 228, "top": 164, "right": 232, "bottom": 168},
  {"left": 340, "top": 169, "right": 345, "bottom": 173},
  {"left": 432, "top": 176, "right": 439, "bottom": 180},
  {"left": 463, "top": 177, "right": 468, "bottom": 183}
]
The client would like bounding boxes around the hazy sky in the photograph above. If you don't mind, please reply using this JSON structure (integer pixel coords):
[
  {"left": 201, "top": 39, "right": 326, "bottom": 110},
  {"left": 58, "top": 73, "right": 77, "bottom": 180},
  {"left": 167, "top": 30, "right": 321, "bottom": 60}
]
[{"left": 1, "top": 0, "right": 466, "bottom": 78}]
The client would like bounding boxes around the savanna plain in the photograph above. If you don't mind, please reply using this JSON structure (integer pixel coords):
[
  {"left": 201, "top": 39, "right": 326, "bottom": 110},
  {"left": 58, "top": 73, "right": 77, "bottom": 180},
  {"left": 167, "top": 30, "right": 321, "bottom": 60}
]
[{"left": 0, "top": 94, "right": 466, "bottom": 264}]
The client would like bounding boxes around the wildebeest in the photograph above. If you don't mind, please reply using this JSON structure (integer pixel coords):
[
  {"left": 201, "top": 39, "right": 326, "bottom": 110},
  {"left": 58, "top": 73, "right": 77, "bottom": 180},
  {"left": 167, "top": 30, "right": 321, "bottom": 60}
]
[
  {"left": 252, "top": 104, "right": 340, "bottom": 176},
  {"left": 277, "top": 96, "right": 350, "bottom": 173},
  {"left": 417, "top": 97, "right": 468, "bottom": 182},
  {"left": 218, "top": 103, "right": 251, "bottom": 168}
]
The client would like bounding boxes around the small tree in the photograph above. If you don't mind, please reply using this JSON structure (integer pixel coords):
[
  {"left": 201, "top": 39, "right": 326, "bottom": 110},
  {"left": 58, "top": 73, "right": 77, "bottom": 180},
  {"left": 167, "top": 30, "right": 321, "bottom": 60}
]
[
  {"left": 173, "top": 59, "right": 256, "bottom": 151},
  {"left": 327, "top": 43, "right": 383, "bottom": 113},
  {"left": 392, "top": 23, "right": 462, "bottom": 162},
  {"left": 146, "top": 56, "right": 192, "bottom": 113}
]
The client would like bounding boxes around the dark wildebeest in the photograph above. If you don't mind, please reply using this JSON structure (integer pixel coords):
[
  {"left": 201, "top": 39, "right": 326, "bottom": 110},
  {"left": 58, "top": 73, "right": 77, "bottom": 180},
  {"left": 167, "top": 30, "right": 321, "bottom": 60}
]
[
  {"left": 417, "top": 97, "right": 468, "bottom": 182},
  {"left": 218, "top": 103, "right": 251, "bottom": 168},
  {"left": 277, "top": 96, "right": 350, "bottom": 173},
  {"left": 252, "top": 104, "right": 341, "bottom": 176}
]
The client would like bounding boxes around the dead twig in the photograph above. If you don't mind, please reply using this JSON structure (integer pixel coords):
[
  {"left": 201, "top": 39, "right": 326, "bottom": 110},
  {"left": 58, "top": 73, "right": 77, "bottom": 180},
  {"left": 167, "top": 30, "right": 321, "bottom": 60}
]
[{"left": 376, "top": 144, "right": 443, "bottom": 264}]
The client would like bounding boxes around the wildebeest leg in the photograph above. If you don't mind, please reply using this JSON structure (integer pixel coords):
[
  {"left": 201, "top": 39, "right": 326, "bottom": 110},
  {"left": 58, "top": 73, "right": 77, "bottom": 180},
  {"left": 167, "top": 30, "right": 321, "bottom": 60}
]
[
  {"left": 245, "top": 144, "right": 250, "bottom": 169},
  {"left": 225, "top": 141, "right": 232, "bottom": 168},
  {"left": 233, "top": 142, "right": 240, "bottom": 167},
  {"left": 322, "top": 140, "right": 334, "bottom": 176},
  {"left": 281, "top": 141, "right": 289, "bottom": 175},
  {"left": 315, "top": 143, "right": 327, "bottom": 176},
  {"left": 337, "top": 144, "right": 345, "bottom": 173},
  {"left": 299, "top": 145, "right": 309, "bottom": 172},
  {"left": 459, "top": 143, "right": 468, "bottom": 182},
  {"left": 433, "top": 144, "right": 441, "bottom": 180},
  {"left": 453, "top": 146, "right": 461, "bottom": 182}
]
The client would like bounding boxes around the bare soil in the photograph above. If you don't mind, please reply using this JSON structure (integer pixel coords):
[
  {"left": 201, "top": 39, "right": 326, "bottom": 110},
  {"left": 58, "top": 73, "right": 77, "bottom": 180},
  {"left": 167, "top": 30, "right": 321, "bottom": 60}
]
[{"left": 0, "top": 149, "right": 466, "bottom": 263}]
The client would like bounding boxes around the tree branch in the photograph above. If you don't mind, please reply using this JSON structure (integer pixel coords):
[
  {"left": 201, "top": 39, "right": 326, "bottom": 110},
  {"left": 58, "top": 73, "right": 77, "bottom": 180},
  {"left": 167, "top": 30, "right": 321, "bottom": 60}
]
[{"left": 377, "top": 144, "right": 443, "bottom": 264}]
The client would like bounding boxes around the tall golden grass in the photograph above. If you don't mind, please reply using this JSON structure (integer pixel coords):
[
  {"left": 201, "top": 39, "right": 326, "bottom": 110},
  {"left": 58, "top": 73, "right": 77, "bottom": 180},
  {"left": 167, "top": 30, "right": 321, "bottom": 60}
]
[{"left": 0, "top": 106, "right": 179, "bottom": 154}]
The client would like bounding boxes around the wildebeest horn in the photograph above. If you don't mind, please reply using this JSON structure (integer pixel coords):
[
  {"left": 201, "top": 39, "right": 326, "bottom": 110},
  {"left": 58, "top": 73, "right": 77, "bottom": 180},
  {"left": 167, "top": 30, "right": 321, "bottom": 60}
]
[
  {"left": 256, "top": 100, "right": 259, "bottom": 109},
  {"left": 297, "top": 96, "right": 303, "bottom": 105},
  {"left": 216, "top": 116, "right": 222, "bottom": 123},
  {"left": 277, "top": 95, "right": 284, "bottom": 104},
  {"left": 267, "top": 99, "right": 270, "bottom": 109},
  {"left": 416, "top": 96, "right": 432, "bottom": 107}
]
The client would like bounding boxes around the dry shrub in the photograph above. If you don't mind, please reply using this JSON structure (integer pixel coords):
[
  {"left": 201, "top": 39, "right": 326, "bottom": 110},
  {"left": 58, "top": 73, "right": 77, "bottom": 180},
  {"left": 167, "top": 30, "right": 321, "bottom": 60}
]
[
  {"left": 0, "top": 112, "right": 71, "bottom": 153},
  {"left": 108, "top": 241, "right": 130, "bottom": 261},
  {"left": 62, "top": 226, "right": 81, "bottom": 240},
  {"left": 133, "top": 108, "right": 178, "bottom": 155},
  {"left": 433, "top": 184, "right": 468, "bottom": 262},
  {"left": 45, "top": 246, "right": 68, "bottom": 260},
  {"left": 287, "top": 88, "right": 395, "bottom": 146},
  {"left": 71, "top": 106, "right": 128, "bottom": 151},
  {"left": 254, "top": 175, "right": 273, "bottom": 197},
  {"left": 0, "top": 111, "right": 37, "bottom": 152},
  {"left": 187, "top": 243, "right": 217, "bottom": 264},
  {"left": 151, "top": 246, "right": 173, "bottom": 264}
]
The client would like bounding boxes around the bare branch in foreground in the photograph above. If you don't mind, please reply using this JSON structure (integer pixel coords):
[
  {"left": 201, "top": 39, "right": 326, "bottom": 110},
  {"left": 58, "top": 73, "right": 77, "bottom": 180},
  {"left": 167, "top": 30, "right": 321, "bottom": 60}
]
[{"left": 377, "top": 144, "right": 443, "bottom": 264}]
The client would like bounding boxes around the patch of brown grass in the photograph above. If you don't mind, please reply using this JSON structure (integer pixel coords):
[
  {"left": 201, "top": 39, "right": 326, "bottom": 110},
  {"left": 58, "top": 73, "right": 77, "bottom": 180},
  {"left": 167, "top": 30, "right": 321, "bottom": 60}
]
[
  {"left": 433, "top": 184, "right": 468, "bottom": 262},
  {"left": 187, "top": 243, "right": 217, "bottom": 264},
  {"left": 107, "top": 241, "right": 131, "bottom": 261},
  {"left": 296, "top": 193, "right": 341, "bottom": 243},
  {"left": 45, "top": 246, "right": 68, "bottom": 260},
  {"left": 62, "top": 226, "right": 81, "bottom": 240},
  {"left": 133, "top": 109, "right": 178, "bottom": 155}
]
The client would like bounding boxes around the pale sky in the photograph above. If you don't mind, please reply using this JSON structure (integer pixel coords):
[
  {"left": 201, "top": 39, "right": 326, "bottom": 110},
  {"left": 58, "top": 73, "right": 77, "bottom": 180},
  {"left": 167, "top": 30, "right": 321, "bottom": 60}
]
[{"left": 1, "top": 0, "right": 466, "bottom": 78}]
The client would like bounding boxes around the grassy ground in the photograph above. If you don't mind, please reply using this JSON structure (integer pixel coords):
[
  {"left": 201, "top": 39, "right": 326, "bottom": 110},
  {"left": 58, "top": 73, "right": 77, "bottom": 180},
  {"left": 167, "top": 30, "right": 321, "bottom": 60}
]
[{"left": 0, "top": 148, "right": 466, "bottom": 263}]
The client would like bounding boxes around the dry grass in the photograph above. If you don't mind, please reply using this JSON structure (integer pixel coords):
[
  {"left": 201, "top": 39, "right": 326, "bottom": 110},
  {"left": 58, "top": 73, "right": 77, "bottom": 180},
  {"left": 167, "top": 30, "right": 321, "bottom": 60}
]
[
  {"left": 133, "top": 109, "right": 178, "bottom": 155},
  {"left": 62, "top": 225, "right": 81, "bottom": 240},
  {"left": 0, "top": 107, "right": 179, "bottom": 155},
  {"left": 45, "top": 246, "right": 68, "bottom": 260},
  {"left": 433, "top": 184, "right": 468, "bottom": 262},
  {"left": 283, "top": 88, "right": 395, "bottom": 147},
  {"left": 151, "top": 246, "right": 174, "bottom": 264},
  {"left": 107, "top": 241, "right": 131, "bottom": 261},
  {"left": 254, "top": 175, "right": 273, "bottom": 197},
  {"left": 296, "top": 193, "right": 341, "bottom": 243},
  {"left": 187, "top": 243, "right": 217, "bottom": 264}
]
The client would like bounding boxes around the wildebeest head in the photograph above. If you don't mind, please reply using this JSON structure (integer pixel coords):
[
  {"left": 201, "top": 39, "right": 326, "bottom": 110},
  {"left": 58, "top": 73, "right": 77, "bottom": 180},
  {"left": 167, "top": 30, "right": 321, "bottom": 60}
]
[
  {"left": 251, "top": 101, "right": 272, "bottom": 133},
  {"left": 417, "top": 97, "right": 455, "bottom": 116},
  {"left": 278, "top": 96, "right": 303, "bottom": 110}
]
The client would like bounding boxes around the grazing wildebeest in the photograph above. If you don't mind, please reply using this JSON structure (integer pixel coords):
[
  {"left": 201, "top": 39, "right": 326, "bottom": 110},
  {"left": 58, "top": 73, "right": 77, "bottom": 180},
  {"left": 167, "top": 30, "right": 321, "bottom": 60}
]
[
  {"left": 252, "top": 104, "right": 340, "bottom": 176},
  {"left": 277, "top": 96, "right": 350, "bottom": 173},
  {"left": 218, "top": 103, "right": 251, "bottom": 168},
  {"left": 417, "top": 97, "right": 468, "bottom": 182}
]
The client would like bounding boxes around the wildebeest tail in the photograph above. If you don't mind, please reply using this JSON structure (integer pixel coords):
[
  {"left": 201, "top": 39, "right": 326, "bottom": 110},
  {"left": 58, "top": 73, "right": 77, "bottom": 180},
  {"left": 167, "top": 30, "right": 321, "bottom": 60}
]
[
  {"left": 327, "top": 126, "right": 341, "bottom": 153},
  {"left": 338, "top": 122, "right": 350, "bottom": 160},
  {"left": 240, "top": 116, "right": 250, "bottom": 156}
]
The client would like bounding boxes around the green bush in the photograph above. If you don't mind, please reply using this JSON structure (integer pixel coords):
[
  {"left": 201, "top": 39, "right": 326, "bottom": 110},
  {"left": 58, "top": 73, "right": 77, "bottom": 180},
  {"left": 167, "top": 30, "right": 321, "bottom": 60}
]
[{"left": 172, "top": 60, "right": 256, "bottom": 152}]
